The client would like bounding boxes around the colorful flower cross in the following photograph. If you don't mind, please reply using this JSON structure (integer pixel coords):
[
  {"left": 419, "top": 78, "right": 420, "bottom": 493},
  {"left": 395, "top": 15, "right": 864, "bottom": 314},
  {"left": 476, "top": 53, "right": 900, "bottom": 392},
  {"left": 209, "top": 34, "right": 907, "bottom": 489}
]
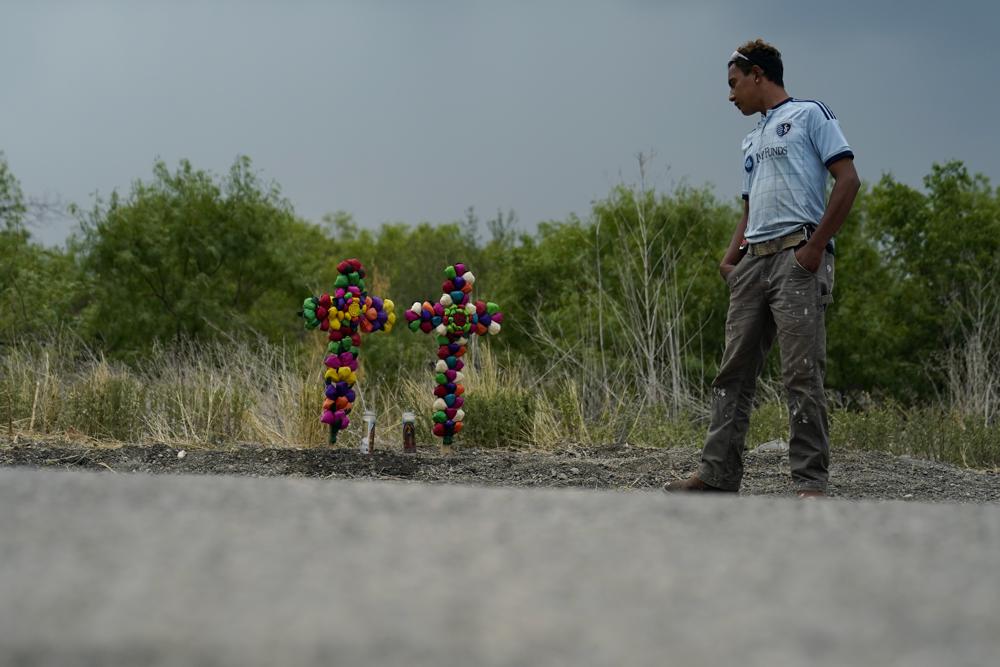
[
  {"left": 403, "top": 262, "right": 502, "bottom": 448},
  {"left": 300, "top": 258, "right": 396, "bottom": 443}
]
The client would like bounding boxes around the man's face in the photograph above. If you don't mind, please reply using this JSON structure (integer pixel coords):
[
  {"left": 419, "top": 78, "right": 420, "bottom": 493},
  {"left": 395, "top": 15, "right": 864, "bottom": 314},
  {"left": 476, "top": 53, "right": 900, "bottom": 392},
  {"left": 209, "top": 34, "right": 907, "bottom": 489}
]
[{"left": 727, "top": 64, "right": 758, "bottom": 116}]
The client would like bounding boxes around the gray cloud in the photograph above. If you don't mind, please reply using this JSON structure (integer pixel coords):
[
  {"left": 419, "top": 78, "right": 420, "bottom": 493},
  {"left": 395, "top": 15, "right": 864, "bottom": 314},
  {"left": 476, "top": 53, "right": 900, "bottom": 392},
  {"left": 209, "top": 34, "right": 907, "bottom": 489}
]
[{"left": 3, "top": 1, "right": 996, "bottom": 245}]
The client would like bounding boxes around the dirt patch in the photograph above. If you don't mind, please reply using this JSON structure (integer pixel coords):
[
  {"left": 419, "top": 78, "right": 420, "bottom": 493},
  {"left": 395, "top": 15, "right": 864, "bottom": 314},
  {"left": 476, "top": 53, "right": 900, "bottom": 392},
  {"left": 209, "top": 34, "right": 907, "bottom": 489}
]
[{"left": 1, "top": 436, "right": 997, "bottom": 503}]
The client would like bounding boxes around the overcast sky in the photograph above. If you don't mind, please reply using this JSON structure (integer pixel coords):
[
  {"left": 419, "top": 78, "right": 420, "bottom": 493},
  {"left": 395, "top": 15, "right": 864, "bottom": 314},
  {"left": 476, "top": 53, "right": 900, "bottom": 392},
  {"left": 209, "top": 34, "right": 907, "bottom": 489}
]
[{"left": 3, "top": 0, "right": 996, "bottom": 246}]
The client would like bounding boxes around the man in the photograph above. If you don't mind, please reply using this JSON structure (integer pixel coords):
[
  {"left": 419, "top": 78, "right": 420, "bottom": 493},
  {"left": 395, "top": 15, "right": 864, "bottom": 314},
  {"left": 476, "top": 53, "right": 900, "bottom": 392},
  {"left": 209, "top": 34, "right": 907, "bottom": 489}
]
[{"left": 666, "top": 39, "right": 860, "bottom": 498}]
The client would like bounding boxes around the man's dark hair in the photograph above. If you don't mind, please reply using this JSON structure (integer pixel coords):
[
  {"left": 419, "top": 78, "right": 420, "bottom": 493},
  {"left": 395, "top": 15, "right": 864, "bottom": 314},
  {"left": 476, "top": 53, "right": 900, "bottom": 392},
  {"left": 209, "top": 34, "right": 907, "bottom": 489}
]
[{"left": 729, "top": 39, "right": 784, "bottom": 87}]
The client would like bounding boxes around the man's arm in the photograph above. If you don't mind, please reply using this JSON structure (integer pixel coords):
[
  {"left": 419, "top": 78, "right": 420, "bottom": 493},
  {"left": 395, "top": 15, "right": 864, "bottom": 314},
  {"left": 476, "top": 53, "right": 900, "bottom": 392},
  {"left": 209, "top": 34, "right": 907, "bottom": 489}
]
[
  {"left": 794, "top": 157, "right": 860, "bottom": 272},
  {"left": 720, "top": 198, "right": 750, "bottom": 279}
]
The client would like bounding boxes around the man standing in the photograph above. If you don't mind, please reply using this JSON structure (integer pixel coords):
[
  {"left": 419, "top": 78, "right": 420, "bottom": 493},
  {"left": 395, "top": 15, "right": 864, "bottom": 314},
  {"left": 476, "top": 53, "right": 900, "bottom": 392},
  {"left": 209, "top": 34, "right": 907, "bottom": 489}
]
[{"left": 666, "top": 39, "right": 859, "bottom": 498}]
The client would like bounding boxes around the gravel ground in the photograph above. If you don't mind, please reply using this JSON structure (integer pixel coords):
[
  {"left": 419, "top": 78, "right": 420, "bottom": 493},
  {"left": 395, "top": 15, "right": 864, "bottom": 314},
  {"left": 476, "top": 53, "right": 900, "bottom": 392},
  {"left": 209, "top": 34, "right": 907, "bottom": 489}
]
[{"left": 2, "top": 436, "right": 997, "bottom": 502}]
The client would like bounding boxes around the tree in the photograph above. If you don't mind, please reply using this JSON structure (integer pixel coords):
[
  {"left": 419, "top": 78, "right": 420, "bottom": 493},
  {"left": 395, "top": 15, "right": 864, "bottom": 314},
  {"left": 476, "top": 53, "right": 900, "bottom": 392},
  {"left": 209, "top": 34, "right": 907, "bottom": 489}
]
[
  {"left": 0, "top": 154, "right": 82, "bottom": 341},
  {"left": 484, "top": 174, "right": 735, "bottom": 414},
  {"left": 0, "top": 154, "right": 31, "bottom": 330},
  {"left": 78, "top": 157, "right": 303, "bottom": 353},
  {"left": 858, "top": 161, "right": 1000, "bottom": 399}
]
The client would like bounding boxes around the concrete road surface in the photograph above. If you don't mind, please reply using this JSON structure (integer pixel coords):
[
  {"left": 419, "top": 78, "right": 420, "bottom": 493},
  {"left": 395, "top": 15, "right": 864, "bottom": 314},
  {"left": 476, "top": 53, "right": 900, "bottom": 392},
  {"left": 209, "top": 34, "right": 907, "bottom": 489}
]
[{"left": 1, "top": 467, "right": 997, "bottom": 666}]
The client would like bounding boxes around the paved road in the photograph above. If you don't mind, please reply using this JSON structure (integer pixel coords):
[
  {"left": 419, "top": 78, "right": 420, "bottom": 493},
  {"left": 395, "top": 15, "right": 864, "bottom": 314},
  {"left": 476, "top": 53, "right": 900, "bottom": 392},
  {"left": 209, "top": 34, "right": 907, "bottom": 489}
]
[{"left": 1, "top": 467, "right": 997, "bottom": 666}]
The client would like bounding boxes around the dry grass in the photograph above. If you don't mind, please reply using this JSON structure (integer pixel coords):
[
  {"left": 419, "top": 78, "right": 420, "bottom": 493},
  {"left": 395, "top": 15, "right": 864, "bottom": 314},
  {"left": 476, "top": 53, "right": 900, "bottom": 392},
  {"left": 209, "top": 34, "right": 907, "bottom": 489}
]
[{"left": 2, "top": 335, "right": 998, "bottom": 467}]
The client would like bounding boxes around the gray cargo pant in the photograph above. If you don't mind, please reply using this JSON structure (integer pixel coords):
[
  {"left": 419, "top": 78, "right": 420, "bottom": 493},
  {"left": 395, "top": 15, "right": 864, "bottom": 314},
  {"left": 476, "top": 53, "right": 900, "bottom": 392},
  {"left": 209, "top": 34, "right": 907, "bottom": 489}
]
[{"left": 697, "top": 246, "right": 835, "bottom": 492}]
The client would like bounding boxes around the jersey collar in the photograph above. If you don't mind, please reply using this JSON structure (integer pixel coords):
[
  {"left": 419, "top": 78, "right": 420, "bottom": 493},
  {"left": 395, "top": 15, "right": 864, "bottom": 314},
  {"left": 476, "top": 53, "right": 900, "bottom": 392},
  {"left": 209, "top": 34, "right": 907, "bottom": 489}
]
[
  {"left": 756, "top": 97, "right": 793, "bottom": 129},
  {"left": 761, "top": 97, "right": 793, "bottom": 118}
]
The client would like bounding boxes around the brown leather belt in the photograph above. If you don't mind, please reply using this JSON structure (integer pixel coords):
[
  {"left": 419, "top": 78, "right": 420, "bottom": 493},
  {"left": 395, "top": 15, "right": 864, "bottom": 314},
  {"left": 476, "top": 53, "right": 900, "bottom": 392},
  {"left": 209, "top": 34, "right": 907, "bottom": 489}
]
[{"left": 747, "top": 229, "right": 808, "bottom": 257}]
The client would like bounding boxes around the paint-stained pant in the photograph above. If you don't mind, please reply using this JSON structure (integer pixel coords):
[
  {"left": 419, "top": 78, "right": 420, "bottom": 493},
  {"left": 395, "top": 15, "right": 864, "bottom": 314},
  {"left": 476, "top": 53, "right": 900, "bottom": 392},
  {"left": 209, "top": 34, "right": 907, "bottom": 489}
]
[{"left": 697, "top": 247, "right": 835, "bottom": 492}]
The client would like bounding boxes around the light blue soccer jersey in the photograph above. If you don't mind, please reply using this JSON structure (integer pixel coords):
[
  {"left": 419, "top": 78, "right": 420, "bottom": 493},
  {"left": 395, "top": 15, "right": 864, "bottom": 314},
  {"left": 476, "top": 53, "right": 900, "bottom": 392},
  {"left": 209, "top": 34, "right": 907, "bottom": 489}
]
[{"left": 741, "top": 98, "right": 853, "bottom": 242}]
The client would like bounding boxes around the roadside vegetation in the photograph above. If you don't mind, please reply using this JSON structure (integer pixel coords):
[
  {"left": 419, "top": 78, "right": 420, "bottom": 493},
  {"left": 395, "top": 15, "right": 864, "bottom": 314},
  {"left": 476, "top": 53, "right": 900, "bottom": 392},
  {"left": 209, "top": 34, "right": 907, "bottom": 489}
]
[{"left": 2, "top": 153, "right": 998, "bottom": 467}]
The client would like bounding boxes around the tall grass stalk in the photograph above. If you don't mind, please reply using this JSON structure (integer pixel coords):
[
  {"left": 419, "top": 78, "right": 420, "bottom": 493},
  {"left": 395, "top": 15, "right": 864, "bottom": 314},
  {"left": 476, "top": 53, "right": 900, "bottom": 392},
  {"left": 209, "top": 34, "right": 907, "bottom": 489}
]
[
  {"left": 942, "top": 276, "right": 1000, "bottom": 427},
  {"left": 601, "top": 153, "right": 700, "bottom": 415},
  {"left": 520, "top": 155, "right": 707, "bottom": 442}
]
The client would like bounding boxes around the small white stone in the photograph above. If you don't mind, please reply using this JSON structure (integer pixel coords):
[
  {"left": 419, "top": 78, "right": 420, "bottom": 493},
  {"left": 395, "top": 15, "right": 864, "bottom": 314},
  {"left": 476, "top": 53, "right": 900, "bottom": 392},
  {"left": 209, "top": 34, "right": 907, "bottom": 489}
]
[
  {"left": 752, "top": 439, "right": 788, "bottom": 453},
  {"left": 177, "top": 450, "right": 186, "bottom": 459}
]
